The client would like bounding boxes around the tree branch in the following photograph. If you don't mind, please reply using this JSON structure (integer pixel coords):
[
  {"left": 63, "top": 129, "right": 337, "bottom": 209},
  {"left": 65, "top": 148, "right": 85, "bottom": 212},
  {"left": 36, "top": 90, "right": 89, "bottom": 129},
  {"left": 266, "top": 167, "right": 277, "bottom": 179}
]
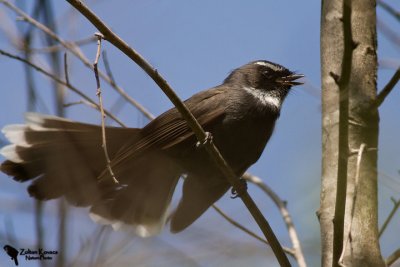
[
  {"left": 386, "top": 248, "right": 400, "bottom": 266},
  {"left": 0, "top": 49, "right": 126, "bottom": 127},
  {"left": 375, "top": 67, "right": 400, "bottom": 107},
  {"left": 243, "top": 173, "right": 307, "bottom": 267},
  {"left": 65, "top": 0, "right": 290, "bottom": 265},
  {"left": 377, "top": 0, "right": 400, "bottom": 22},
  {"left": 30, "top": 36, "right": 97, "bottom": 53},
  {"left": 93, "top": 33, "right": 118, "bottom": 184},
  {"left": 379, "top": 197, "right": 400, "bottom": 238},
  {"left": 0, "top": 0, "right": 154, "bottom": 120},
  {"left": 212, "top": 204, "right": 297, "bottom": 257}
]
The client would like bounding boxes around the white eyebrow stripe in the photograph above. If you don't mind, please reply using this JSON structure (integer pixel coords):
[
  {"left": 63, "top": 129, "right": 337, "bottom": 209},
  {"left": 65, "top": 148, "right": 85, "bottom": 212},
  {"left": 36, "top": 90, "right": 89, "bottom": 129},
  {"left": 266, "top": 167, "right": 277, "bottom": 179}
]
[
  {"left": 255, "top": 61, "right": 282, "bottom": 72},
  {"left": 242, "top": 86, "right": 281, "bottom": 109}
]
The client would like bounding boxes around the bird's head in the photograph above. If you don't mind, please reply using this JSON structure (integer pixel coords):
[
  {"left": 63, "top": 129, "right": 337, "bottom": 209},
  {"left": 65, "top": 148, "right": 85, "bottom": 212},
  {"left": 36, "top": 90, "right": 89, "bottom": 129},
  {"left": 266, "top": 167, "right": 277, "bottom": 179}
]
[{"left": 224, "top": 60, "right": 304, "bottom": 109}]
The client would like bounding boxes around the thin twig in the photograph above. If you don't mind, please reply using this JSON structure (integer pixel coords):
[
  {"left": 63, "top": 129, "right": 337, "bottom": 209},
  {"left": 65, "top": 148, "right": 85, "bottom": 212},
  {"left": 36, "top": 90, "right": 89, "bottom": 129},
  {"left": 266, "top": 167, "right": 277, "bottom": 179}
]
[
  {"left": 379, "top": 197, "right": 400, "bottom": 238},
  {"left": 30, "top": 36, "right": 97, "bottom": 53},
  {"left": 0, "top": 49, "right": 126, "bottom": 127},
  {"left": 375, "top": 67, "right": 400, "bottom": 107},
  {"left": 339, "top": 143, "right": 366, "bottom": 267},
  {"left": 93, "top": 33, "right": 118, "bottom": 184},
  {"left": 377, "top": 0, "right": 400, "bottom": 22},
  {"left": 64, "top": 100, "right": 97, "bottom": 109},
  {"left": 243, "top": 173, "right": 307, "bottom": 267},
  {"left": 102, "top": 50, "right": 128, "bottom": 121},
  {"left": 386, "top": 248, "right": 400, "bottom": 266},
  {"left": 64, "top": 52, "right": 70, "bottom": 85},
  {"left": 0, "top": 0, "right": 153, "bottom": 120},
  {"left": 65, "top": 1, "right": 290, "bottom": 265},
  {"left": 102, "top": 50, "right": 117, "bottom": 87},
  {"left": 69, "top": 226, "right": 106, "bottom": 267},
  {"left": 377, "top": 19, "right": 400, "bottom": 48},
  {"left": 213, "top": 204, "right": 296, "bottom": 257}
]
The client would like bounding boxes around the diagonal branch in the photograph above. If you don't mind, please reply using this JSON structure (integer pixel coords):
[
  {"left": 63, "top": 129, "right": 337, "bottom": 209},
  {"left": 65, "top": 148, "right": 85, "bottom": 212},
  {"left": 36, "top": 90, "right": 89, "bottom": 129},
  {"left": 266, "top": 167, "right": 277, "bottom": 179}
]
[
  {"left": 375, "top": 67, "right": 400, "bottom": 107},
  {"left": 379, "top": 197, "right": 400, "bottom": 238},
  {"left": 386, "top": 248, "right": 400, "bottom": 266},
  {"left": 243, "top": 173, "right": 307, "bottom": 267},
  {"left": 65, "top": 0, "right": 290, "bottom": 265},
  {"left": 377, "top": 0, "right": 400, "bottom": 22}
]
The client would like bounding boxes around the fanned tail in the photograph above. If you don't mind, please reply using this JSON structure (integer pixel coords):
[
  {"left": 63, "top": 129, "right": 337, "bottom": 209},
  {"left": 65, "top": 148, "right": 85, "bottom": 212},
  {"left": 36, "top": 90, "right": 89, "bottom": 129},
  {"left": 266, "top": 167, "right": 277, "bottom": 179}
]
[{"left": 1, "top": 113, "right": 181, "bottom": 236}]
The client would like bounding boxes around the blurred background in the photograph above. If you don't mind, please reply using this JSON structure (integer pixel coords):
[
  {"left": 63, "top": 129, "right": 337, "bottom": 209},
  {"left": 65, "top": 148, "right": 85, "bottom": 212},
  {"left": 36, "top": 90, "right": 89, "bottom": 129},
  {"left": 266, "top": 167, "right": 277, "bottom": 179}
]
[{"left": 0, "top": 0, "right": 399, "bottom": 266}]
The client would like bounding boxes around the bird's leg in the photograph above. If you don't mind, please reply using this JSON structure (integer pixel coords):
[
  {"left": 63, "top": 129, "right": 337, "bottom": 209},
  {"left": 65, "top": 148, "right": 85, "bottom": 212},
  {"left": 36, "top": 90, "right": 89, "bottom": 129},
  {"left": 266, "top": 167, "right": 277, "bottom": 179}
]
[{"left": 196, "top": 131, "right": 213, "bottom": 148}]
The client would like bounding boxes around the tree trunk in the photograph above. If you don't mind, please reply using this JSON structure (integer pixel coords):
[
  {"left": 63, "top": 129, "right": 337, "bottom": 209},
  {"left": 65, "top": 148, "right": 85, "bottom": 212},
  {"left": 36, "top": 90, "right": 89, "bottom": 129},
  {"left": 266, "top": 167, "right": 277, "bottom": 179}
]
[{"left": 320, "top": 0, "right": 385, "bottom": 266}]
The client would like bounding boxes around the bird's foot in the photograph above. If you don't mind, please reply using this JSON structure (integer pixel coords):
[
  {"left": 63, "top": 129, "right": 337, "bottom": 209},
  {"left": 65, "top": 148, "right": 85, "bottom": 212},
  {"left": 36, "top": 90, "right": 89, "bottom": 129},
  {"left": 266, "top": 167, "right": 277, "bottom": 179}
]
[
  {"left": 230, "top": 178, "right": 248, "bottom": 199},
  {"left": 196, "top": 132, "right": 213, "bottom": 148}
]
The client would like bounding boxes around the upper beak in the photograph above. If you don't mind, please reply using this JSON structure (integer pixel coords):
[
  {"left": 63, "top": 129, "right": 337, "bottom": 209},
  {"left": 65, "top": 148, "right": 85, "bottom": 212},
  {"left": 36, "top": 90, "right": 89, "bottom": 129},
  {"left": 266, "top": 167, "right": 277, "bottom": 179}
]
[{"left": 277, "top": 74, "right": 304, "bottom": 86}]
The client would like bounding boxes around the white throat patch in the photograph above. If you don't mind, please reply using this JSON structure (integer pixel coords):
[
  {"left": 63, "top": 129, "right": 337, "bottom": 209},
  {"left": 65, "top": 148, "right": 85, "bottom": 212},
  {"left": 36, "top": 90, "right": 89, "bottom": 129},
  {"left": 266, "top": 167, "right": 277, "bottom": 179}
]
[{"left": 242, "top": 86, "right": 281, "bottom": 109}]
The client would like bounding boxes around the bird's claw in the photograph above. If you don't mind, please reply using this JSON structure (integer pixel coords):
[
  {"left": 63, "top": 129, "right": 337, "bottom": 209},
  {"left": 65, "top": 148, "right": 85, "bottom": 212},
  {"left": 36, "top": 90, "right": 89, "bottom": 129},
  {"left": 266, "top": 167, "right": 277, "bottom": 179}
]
[
  {"left": 196, "top": 132, "right": 213, "bottom": 148},
  {"left": 230, "top": 178, "right": 248, "bottom": 199}
]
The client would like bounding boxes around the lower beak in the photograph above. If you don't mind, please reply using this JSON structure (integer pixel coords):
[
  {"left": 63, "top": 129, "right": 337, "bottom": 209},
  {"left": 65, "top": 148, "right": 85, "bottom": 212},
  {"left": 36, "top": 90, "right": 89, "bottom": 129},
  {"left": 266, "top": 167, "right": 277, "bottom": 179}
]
[{"left": 277, "top": 74, "right": 304, "bottom": 86}]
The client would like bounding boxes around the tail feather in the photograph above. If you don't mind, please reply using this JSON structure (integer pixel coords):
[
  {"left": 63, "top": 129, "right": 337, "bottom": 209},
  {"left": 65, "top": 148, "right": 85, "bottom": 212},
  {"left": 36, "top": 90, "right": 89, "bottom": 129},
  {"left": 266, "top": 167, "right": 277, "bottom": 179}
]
[
  {"left": 0, "top": 113, "right": 138, "bottom": 206},
  {"left": 0, "top": 113, "right": 183, "bottom": 236}
]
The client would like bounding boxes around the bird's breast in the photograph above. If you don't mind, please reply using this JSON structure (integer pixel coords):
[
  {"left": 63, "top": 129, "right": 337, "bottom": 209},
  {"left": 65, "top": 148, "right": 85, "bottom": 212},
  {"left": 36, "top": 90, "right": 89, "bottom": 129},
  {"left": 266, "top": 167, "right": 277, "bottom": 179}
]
[{"left": 211, "top": 106, "right": 278, "bottom": 173}]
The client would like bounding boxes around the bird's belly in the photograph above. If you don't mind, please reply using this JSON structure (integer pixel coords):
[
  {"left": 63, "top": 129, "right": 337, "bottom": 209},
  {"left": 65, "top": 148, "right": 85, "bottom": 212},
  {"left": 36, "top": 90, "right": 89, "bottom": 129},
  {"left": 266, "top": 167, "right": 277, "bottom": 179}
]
[{"left": 212, "top": 118, "right": 275, "bottom": 173}]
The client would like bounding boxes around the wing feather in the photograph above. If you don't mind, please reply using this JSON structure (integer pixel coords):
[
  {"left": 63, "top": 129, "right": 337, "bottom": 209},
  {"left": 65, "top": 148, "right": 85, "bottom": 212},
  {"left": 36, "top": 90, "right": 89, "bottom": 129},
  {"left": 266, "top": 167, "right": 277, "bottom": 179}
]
[{"left": 105, "top": 87, "right": 227, "bottom": 174}]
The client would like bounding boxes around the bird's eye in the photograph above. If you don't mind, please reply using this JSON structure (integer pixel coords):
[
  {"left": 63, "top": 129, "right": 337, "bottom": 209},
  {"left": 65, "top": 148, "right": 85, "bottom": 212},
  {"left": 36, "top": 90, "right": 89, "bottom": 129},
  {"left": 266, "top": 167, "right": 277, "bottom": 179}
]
[{"left": 262, "top": 71, "right": 275, "bottom": 80}]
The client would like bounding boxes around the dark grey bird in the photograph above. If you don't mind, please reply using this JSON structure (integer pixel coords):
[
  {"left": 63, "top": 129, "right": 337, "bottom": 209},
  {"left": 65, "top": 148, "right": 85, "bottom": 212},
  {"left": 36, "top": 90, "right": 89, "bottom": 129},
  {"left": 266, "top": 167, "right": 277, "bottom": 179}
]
[{"left": 0, "top": 60, "right": 303, "bottom": 236}]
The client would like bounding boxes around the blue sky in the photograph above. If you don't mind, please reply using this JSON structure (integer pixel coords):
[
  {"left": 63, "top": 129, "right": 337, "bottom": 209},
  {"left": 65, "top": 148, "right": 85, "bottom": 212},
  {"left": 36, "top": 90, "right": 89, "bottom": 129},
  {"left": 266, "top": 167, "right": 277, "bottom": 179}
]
[{"left": 0, "top": 1, "right": 399, "bottom": 266}]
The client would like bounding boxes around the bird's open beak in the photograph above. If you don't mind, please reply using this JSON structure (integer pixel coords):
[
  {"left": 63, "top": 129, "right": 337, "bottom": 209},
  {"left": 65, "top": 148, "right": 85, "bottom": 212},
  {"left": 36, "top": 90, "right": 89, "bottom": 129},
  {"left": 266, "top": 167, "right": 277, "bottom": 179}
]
[{"left": 277, "top": 74, "right": 304, "bottom": 86}]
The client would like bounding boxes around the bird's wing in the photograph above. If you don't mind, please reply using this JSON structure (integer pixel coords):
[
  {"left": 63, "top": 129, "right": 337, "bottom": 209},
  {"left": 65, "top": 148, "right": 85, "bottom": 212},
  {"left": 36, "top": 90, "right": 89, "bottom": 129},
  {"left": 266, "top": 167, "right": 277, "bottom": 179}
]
[{"left": 105, "top": 87, "right": 227, "bottom": 175}]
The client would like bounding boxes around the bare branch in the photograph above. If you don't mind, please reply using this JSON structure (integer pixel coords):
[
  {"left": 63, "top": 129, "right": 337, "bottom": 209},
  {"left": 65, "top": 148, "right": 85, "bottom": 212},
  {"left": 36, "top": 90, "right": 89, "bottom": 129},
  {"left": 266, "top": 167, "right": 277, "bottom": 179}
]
[
  {"left": 375, "top": 67, "right": 400, "bottom": 107},
  {"left": 30, "top": 36, "right": 97, "bottom": 53},
  {"left": 65, "top": 0, "right": 290, "bottom": 265},
  {"left": 64, "top": 52, "right": 70, "bottom": 85},
  {"left": 243, "top": 173, "right": 307, "bottom": 267},
  {"left": 377, "top": 0, "right": 400, "bottom": 22},
  {"left": 93, "top": 33, "right": 118, "bottom": 184},
  {"left": 377, "top": 19, "right": 400, "bottom": 48},
  {"left": 379, "top": 197, "right": 400, "bottom": 238},
  {"left": 0, "top": 49, "right": 126, "bottom": 127},
  {"left": 386, "top": 248, "right": 400, "bottom": 266},
  {"left": 213, "top": 205, "right": 271, "bottom": 249},
  {"left": 102, "top": 50, "right": 117, "bottom": 87},
  {"left": 64, "top": 100, "right": 98, "bottom": 109},
  {"left": 102, "top": 50, "right": 128, "bottom": 119},
  {"left": 0, "top": 0, "right": 153, "bottom": 120}
]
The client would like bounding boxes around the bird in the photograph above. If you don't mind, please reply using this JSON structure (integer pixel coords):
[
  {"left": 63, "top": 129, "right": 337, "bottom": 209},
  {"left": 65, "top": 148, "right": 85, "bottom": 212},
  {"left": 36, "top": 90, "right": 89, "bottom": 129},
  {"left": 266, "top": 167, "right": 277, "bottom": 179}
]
[{"left": 0, "top": 60, "right": 303, "bottom": 237}]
